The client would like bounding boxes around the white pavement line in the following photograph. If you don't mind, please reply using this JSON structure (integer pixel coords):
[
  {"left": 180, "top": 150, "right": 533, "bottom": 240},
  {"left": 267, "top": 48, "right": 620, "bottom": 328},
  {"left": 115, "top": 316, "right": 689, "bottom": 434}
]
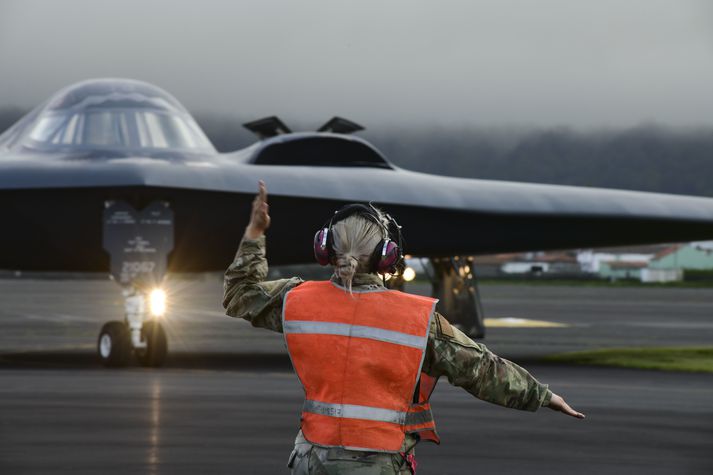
[
  {"left": 180, "top": 309, "right": 229, "bottom": 318},
  {"left": 22, "top": 313, "right": 92, "bottom": 322},
  {"left": 485, "top": 317, "right": 569, "bottom": 328}
]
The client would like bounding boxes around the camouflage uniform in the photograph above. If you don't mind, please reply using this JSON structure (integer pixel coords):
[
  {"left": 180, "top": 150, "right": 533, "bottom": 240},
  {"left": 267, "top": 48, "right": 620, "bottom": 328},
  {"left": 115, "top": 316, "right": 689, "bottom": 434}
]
[{"left": 223, "top": 237, "right": 552, "bottom": 474}]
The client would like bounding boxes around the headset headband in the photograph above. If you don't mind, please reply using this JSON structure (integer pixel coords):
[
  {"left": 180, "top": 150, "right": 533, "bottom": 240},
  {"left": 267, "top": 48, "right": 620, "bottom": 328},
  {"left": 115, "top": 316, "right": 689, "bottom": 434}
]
[
  {"left": 327, "top": 203, "right": 389, "bottom": 237},
  {"left": 314, "top": 202, "right": 405, "bottom": 275}
]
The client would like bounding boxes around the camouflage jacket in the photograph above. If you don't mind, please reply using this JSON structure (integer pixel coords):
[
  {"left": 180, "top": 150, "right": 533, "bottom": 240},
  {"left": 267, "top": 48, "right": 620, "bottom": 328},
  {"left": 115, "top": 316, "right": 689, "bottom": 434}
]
[{"left": 223, "top": 236, "right": 552, "bottom": 415}]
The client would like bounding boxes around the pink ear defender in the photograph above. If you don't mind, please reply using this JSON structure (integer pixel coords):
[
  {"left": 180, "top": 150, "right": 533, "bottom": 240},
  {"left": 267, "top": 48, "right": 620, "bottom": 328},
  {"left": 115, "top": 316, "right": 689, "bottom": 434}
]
[
  {"left": 376, "top": 239, "right": 400, "bottom": 274},
  {"left": 313, "top": 203, "right": 404, "bottom": 275},
  {"left": 313, "top": 228, "right": 331, "bottom": 266}
]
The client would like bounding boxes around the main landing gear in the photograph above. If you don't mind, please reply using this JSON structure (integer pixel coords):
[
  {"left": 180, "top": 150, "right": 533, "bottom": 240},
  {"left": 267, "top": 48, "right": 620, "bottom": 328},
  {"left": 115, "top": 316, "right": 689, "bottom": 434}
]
[
  {"left": 388, "top": 256, "right": 486, "bottom": 339},
  {"left": 429, "top": 256, "right": 486, "bottom": 339}
]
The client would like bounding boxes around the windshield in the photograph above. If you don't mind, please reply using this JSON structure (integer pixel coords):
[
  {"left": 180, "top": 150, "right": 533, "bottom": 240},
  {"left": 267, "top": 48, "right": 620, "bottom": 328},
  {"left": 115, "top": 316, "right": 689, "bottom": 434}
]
[
  {"left": 24, "top": 108, "right": 214, "bottom": 153},
  {"left": 6, "top": 78, "right": 217, "bottom": 156}
]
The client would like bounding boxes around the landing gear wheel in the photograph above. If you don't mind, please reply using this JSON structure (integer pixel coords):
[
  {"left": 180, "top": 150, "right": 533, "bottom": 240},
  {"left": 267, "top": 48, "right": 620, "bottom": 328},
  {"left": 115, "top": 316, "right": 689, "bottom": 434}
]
[
  {"left": 136, "top": 319, "right": 168, "bottom": 367},
  {"left": 98, "top": 321, "right": 131, "bottom": 367}
]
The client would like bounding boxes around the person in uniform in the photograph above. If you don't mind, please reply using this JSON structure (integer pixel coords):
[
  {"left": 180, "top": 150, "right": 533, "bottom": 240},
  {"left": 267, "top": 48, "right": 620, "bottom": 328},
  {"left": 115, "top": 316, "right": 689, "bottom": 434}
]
[{"left": 223, "top": 181, "right": 585, "bottom": 474}]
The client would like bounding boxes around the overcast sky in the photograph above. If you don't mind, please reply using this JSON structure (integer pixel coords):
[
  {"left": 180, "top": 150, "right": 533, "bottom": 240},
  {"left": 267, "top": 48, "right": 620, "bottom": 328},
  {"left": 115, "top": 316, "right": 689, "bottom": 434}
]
[{"left": 1, "top": 0, "right": 712, "bottom": 129}]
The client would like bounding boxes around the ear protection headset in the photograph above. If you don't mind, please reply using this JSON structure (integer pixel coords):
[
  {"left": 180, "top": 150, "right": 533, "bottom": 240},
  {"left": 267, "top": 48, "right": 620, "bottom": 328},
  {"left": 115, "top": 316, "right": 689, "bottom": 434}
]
[{"left": 313, "top": 203, "right": 404, "bottom": 275}]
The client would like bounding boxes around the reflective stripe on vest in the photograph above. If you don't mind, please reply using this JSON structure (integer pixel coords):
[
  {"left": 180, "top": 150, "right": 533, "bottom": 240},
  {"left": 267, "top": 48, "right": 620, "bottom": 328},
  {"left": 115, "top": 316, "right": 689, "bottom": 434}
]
[
  {"left": 283, "top": 280, "right": 439, "bottom": 452},
  {"left": 283, "top": 320, "right": 428, "bottom": 348},
  {"left": 303, "top": 399, "right": 434, "bottom": 426}
]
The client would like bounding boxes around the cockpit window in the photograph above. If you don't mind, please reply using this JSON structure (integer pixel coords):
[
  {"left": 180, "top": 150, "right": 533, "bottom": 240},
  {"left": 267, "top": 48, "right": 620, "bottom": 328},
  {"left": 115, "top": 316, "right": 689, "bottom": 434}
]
[{"left": 23, "top": 108, "right": 214, "bottom": 153}]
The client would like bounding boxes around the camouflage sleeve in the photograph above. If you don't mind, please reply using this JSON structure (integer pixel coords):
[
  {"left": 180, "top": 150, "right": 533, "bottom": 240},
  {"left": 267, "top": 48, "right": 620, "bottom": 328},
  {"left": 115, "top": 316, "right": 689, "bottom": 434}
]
[
  {"left": 222, "top": 235, "right": 303, "bottom": 333},
  {"left": 423, "top": 312, "right": 552, "bottom": 411}
]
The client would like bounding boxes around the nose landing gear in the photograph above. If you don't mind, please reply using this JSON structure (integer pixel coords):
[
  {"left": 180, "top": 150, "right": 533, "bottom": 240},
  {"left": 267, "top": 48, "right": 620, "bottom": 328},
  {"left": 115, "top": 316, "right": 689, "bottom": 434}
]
[
  {"left": 99, "top": 200, "right": 174, "bottom": 368},
  {"left": 97, "top": 291, "right": 168, "bottom": 368}
]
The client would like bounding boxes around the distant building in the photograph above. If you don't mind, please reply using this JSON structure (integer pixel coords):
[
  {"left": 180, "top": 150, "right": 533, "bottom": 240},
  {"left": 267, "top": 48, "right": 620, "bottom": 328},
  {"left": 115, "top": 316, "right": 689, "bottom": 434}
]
[
  {"left": 577, "top": 245, "right": 665, "bottom": 273},
  {"left": 598, "top": 260, "right": 648, "bottom": 281},
  {"left": 648, "top": 242, "right": 713, "bottom": 270},
  {"left": 642, "top": 241, "right": 713, "bottom": 282},
  {"left": 640, "top": 267, "right": 683, "bottom": 283},
  {"left": 472, "top": 254, "right": 520, "bottom": 278},
  {"left": 474, "top": 251, "right": 580, "bottom": 277},
  {"left": 471, "top": 242, "right": 713, "bottom": 283}
]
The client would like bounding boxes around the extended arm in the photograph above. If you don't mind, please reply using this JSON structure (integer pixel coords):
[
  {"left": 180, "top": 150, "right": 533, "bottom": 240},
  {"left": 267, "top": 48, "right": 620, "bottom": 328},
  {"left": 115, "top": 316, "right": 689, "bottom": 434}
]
[
  {"left": 222, "top": 181, "right": 303, "bottom": 332},
  {"left": 424, "top": 314, "right": 584, "bottom": 418}
]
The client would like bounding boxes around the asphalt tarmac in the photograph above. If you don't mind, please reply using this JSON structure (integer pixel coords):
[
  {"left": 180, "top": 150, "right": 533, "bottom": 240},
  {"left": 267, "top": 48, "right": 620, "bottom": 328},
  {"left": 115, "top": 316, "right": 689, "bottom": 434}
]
[{"left": 1, "top": 278, "right": 712, "bottom": 474}]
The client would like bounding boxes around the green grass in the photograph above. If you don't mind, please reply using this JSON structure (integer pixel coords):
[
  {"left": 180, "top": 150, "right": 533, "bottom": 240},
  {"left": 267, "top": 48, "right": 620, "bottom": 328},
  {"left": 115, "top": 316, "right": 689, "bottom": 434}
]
[
  {"left": 541, "top": 346, "right": 713, "bottom": 373},
  {"left": 403, "top": 277, "right": 713, "bottom": 289}
]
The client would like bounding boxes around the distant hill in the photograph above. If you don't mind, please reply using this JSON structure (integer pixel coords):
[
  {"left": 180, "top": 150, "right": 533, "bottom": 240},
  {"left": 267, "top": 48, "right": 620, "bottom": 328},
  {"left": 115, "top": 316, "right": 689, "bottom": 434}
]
[
  {"left": 2, "top": 107, "right": 712, "bottom": 197},
  {"left": 364, "top": 125, "right": 713, "bottom": 198}
]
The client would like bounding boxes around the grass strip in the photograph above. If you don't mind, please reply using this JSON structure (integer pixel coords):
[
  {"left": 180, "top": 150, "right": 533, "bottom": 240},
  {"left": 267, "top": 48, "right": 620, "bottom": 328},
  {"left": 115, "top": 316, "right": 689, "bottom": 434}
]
[
  {"left": 403, "top": 277, "right": 713, "bottom": 288},
  {"left": 541, "top": 346, "right": 713, "bottom": 373},
  {"left": 476, "top": 279, "right": 713, "bottom": 288}
]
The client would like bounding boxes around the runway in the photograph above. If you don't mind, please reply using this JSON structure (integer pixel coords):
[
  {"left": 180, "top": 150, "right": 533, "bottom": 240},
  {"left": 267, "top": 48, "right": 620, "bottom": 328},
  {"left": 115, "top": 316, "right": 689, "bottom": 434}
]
[{"left": 1, "top": 278, "right": 712, "bottom": 474}]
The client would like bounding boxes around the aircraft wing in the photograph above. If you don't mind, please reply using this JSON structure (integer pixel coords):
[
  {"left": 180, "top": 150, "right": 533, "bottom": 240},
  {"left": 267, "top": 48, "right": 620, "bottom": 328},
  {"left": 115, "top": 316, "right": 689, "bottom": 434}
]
[{"left": 2, "top": 152, "right": 713, "bottom": 272}]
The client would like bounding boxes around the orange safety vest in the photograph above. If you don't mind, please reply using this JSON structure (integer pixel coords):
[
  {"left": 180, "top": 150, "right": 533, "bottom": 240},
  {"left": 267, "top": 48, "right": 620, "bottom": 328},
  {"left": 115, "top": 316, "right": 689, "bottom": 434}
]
[{"left": 282, "top": 280, "right": 440, "bottom": 452}]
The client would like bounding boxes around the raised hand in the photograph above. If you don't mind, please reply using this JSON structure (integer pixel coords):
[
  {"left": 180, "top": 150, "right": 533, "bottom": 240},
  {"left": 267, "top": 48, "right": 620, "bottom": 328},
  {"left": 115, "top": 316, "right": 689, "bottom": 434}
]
[
  {"left": 245, "top": 180, "right": 271, "bottom": 239},
  {"left": 547, "top": 393, "right": 586, "bottom": 419}
]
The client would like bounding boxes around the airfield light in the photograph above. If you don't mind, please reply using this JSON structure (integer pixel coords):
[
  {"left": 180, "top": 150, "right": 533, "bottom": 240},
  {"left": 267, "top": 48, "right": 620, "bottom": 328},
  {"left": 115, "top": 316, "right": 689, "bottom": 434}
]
[
  {"left": 149, "top": 288, "right": 167, "bottom": 317},
  {"left": 402, "top": 267, "right": 416, "bottom": 282}
]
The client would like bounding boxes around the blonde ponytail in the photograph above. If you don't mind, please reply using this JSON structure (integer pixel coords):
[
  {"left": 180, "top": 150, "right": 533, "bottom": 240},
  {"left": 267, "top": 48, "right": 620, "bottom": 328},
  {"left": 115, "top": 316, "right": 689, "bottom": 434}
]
[{"left": 330, "top": 213, "right": 386, "bottom": 293}]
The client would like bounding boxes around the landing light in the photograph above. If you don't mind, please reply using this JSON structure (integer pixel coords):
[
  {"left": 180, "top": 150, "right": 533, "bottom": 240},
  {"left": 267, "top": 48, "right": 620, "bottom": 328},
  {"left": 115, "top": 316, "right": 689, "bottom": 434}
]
[
  {"left": 402, "top": 267, "right": 416, "bottom": 282},
  {"left": 149, "top": 288, "right": 167, "bottom": 317}
]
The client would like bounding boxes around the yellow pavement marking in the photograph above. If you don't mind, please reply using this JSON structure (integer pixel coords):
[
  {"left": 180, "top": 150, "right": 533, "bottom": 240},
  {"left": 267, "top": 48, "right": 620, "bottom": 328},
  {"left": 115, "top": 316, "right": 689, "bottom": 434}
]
[{"left": 484, "top": 317, "right": 569, "bottom": 328}]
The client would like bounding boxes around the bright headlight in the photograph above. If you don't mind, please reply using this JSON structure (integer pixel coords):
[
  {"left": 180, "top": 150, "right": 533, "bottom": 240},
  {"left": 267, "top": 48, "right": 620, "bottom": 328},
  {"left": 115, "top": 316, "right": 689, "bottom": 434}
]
[
  {"left": 402, "top": 267, "right": 416, "bottom": 282},
  {"left": 149, "top": 288, "right": 167, "bottom": 317}
]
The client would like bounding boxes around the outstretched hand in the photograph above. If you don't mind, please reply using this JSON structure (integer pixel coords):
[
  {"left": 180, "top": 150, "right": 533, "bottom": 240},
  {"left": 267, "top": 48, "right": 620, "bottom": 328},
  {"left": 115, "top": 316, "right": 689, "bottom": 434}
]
[
  {"left": 547, "top": 393, "right": 586, "bottom": 419},
  {"left": 245, "top": 180, "right": 271, "bottom": 239}
]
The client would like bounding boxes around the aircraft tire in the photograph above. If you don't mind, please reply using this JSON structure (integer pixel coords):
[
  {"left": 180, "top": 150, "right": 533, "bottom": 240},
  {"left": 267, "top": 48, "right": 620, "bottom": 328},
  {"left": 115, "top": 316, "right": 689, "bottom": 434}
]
[
  {"left": 98, "top": 321, "right": 131, "bottom": 367},
  {"left": 136, "top": 319, "right": 168, "bottom": 368}
]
